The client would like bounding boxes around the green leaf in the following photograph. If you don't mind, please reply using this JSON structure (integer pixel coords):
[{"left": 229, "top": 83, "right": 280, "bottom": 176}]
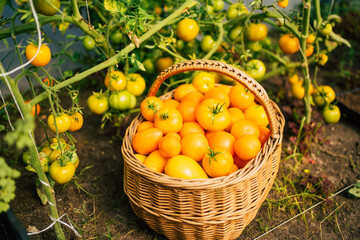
[
  {"left": 348, "top": 182, "right": 360, "bottom": 198},
  {"left": 104, "top": 0, "right": 126, "bottom": 13}
]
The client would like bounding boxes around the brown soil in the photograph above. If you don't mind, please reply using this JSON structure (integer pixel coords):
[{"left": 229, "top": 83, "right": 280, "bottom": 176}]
[{"left": 5, "top": 83, "right": 360, "bottom": 240}]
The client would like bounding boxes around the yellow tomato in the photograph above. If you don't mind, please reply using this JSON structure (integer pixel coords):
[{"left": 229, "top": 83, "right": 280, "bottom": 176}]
[
  {"left": 192, "top": 72, "right": 215, "bottom": 94},
  {"left": 104, "top": 71, "right": 127, "bottom": 91},
  {"left": 165, "top": 155, "right": 208, "bottom": 179},
  {"left": 143, "top": 150, "right": 168, "bottom": 173}
]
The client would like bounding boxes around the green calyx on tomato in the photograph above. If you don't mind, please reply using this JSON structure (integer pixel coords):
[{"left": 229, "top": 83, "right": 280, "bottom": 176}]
[
  {"left": 322, "top": 104, "right": 341, "bottom": 124},
  {"left": 87, "top": 91, "right": 109, "bottom": 115},
  {"left": 34, "top": 0, "right": 60, "bottom": 16},
  {"left": 245, "top": 59, "right": 266, "bottom": 80},
  {"left": 82, "top": 36, "right": 96, "bottom": 50}
]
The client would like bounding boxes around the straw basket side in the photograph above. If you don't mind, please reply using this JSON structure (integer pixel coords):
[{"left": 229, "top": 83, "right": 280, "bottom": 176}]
[{"left": 121, "top": 60, "right": 285, "bottom": 240}]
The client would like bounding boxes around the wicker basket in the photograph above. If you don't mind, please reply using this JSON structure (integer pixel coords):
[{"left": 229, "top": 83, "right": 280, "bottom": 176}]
[{"left": 121, "top": 60, "right": 285, "bottom": 240}]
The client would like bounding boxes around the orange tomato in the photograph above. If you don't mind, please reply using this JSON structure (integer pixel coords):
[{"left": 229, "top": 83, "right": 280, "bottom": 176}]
[
  {"left": 207, "top": 131, "right": 236, "bottom": 156},
  {"left": 165, "top": 155, "right": 208, "bottom": 179},
  {"left": 234, "top": 134, "right": 261, "bottom": 161},
  {"left": 173, "top": 84, "right": 197, "bottom": 102},
  {"left": 277, "top": 0, "right": 288, "bottom": 8},
  {"left": 154, "top": 107, "right": 183, "bottom": 134},
  {"left": 291, "top": 80, "right": 314, "bottom": 100},
  {"left": 140, "top": 96, "right": 164, "bottom": 121},
  {"left": 306, "top": 44, "right": 314, "bottom": 57},
  {"left": 192, "top": 72, "right": 215, "bottom": 94},
  {"left": 225, "top": 107, "right": 245, "bottom": 132},
  {"left": 230, "top": 119, "right": 260, "bottom": 139},
  {"left": 132, "top": 127, "right": 163, "bottom": 155},
  {"left": 163, "top": 99, "right": 180, "bottom": 108},
  {"left": 134, "top": 153, "right": 147, "bottom": 163},
  {"left": 210, "top": 72, "right": 222, "bottom": 83},
  {"left": 306, "top": 33, "right": 316, "bottom": 44},
  {"left": 179, "top": 122, "right": 205, "bottom": 138},
  {"left": 215, "top": 85, "right": 231, "bottom": 95},
  {"left": 278, "top": 34, "right": 300, "bottom": 54},
  {"left": 25, "top": 100, "right": 41, "bottom": 116},
  {"left": 143, "top": 150, "right": 168, "bottom": 173},
  {"left": 165, "top": 132, "right": 181, "bottom": 141},
  {"left": 104, "top": 71, "right": 127, "bottom": 91},
  {"left": 202, "top": 148, "right": 233, "bottom": 178},
  {"left": 176, "top": 100, "right": 199, "bottom": 122},
  {"left": 68, "top": 112, "right": 83, "bottom": 132},
  {"left": 259, "top": 126, "right": 270, "bottom": 146},
  {"left": 196, "top": 100, "right": 230, "bottom": 131},
  {"left": 158, "top": 134, "right": 181, "bottom": 158},
  {"left": 244, "top": 105, "right": 269, "bottom": 128},
  {"left": 203, "top": 87, "right": 230, "bottom": 108},
  {"left": 228, "top": 164, "right": 239, "bottom": 175},
  {"left": 181, "top": 91, "right": 204, "bottom": 104},
  {"left": 137, "top": 121, "right": 155, "bottom": 132},
  {"left": 288, "top": 73, "right": 299, "bottom": 84},
  {"left": 229, "top": 84, "right": 255, "bottom": 110},
  {"left": 155, "top": 57, "right": 174, "bottom": 72},
  {"left": 181, "top": 132, "right": 209, "bottom": 161},
  {"left": 233, "top": 155, "right": 251, "bottom": 169},
  {"left": 42, "top": 77, "right": 54, "bottom": 86}
]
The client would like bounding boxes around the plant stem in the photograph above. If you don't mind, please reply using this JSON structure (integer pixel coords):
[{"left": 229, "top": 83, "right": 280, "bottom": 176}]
[
  {"left": 301, "top": 0, "right": 312, "bottom": 124},
  {"left": 0, "top": 64, "right": 66, "bottom": 240}
]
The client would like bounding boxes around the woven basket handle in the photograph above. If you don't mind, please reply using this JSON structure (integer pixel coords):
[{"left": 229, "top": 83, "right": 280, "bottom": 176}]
[{"left": 147, "top": 59, "right": 279, "bottom": 138}]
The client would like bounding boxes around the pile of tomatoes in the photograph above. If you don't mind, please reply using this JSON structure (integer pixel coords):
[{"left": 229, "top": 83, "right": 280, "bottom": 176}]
[
  {"left": 131, "top": 73, "right": 270, "bottom": 179},
  {"left": 87, "top": 71, "right": 146, "bottom": 115}
]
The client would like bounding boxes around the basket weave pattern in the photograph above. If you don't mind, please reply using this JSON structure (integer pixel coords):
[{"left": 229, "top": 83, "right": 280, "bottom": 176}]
[{"left": 121, "top": 60, "right": 285, "bottom": 240}]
